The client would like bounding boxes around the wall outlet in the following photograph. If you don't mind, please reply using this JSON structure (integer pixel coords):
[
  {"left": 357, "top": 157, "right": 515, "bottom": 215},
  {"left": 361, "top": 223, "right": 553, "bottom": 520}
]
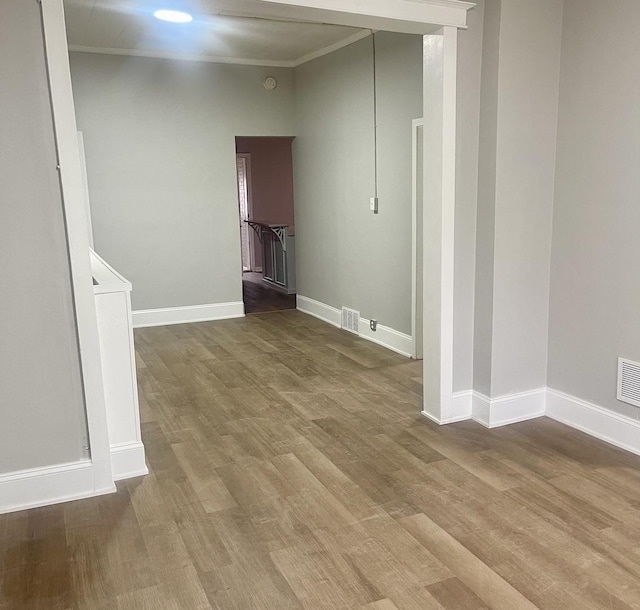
[
  {"left": 369, "top": 197, "right": 378, "bottom": 214},
  {"left": 370, "top": 319, "right": 378, "bottom": 332}
]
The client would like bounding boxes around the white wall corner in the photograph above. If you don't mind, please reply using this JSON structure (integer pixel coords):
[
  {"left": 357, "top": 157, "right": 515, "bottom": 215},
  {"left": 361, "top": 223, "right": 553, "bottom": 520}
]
[
  {"left": 132, "top": 302, "right": 245, "bottom": 328},
  {"left": 471, "top": 391, "right": 491, "bottom": 426},
  {"left": 422, "top": 390, "right": 473, "bottom": 424},
  {"left": 427, "top": 388, "right": 546, "bottom": 428},
  {"left": 474, "top": 388, "right": 547, "bottom": 428},
  {"left": 110, "top": 442, "right": 148, "bottom": 481}
]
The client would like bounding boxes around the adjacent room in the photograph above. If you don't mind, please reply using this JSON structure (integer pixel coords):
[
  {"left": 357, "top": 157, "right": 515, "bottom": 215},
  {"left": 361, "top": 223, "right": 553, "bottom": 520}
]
[
  {"left": 236, "top": 136, "right": 297, "bottom": 314},
  {"left": 67, "top": 3, "right": 422, "bottom": 349},
  {"left": 4, "top": 0, "right": 640, "bottom": 608}
]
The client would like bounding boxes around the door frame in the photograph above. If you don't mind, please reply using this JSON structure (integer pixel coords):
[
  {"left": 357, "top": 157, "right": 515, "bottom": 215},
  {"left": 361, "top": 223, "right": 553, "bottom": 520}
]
[
  {"left": 41, "top": 0, "right": 470, "bottom": 489},
  {"left": 236, "top": 152, "right": 257, "bottom": 272},
  {"left": 411, "top": 117, "right": 425, "bottom": 360}
]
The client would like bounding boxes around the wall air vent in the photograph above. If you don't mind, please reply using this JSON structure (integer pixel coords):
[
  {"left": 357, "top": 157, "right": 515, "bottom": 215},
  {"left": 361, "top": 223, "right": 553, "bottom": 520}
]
[
  {"left": 341, "top": 307, "right": 360, "bottom": 334},
  {"left": 617, "top": 357, "right": 640, "bottom": 408}
]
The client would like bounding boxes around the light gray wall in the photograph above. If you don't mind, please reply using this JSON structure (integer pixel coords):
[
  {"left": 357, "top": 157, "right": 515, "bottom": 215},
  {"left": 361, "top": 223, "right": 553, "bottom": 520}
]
[
  {"left": 454, "top": 0, "right": 485, "bottom": 392},
  {"left": 473, "top": 0, "right": 501, "bottom": 396},
  {"left": 490, "top": 0, "right": 563, "bottom": 397},
  {"left": 70, "top": 53, "right": 296, "bottom": 311},
  {"left": 293, "top": 33, "right": 422, "bottom": 335},
  {"left": 548, "top": 0, "right": 640, "bottom": 418},
  {"left": 473, "top": 0, "right": 563, "bottom": 398},
  {"left": 0, "top": 0, "right": 87, "bottom": 474}
]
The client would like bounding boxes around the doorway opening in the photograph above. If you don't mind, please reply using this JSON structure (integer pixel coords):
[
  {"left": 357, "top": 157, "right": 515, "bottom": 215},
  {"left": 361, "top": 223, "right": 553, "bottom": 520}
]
[{"left": 235, "top": 136, "right": 297, "bottom": 315}]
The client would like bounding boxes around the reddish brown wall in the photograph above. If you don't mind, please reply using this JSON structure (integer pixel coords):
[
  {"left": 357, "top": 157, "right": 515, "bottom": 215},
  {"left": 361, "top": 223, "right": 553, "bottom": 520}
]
[{"left": 236, "top": 137, "right": 295, "bottom": 228}]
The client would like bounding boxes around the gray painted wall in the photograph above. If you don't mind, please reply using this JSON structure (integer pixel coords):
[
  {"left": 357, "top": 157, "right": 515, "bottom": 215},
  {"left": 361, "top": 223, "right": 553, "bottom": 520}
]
[
  {"left": 548, "top": 0, "right": 640, "bottom": 418},
  {"left": 473, "top": 0, "right": 563, "bottom": 398},
  {"left": 293, "top": 33, "right": 422, "bottom": 335},
  {"left": 70, "top": 53, "right": 296, "bottom": 311},
  {"left": 0, "top": 0, "right": 87, "bottom": 474},
  {"left": 490, "top": 0, "right": 563, "bottom": 397},
  {"left": 473, "top": 0, "right": 501, "bottom": 397},
  {"left": 454, "top": 0, "right": 485, "bottom": 392}
]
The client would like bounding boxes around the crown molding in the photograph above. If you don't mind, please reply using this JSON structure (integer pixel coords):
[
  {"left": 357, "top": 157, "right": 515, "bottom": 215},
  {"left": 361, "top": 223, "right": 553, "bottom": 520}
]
[
  {"left": 67, "top": 45, "right": 296, "bottom": 68},
  {"left": 69, "top": 29, "right": 374, "bottom": 69}
]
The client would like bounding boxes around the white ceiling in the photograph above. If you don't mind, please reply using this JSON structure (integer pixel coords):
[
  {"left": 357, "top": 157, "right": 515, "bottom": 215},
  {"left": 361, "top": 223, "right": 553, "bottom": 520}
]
[{"left": 63, "top": 0, "right": 372, "bottom": 67}]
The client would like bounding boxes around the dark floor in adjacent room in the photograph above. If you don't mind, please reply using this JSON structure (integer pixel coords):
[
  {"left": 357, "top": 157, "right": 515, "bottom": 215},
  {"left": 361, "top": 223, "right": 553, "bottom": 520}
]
[
  {"left": 242, "top": 272, "right": 296, "bottom": 314},
  {"left": 3, "top": 311, "right": 640, "bottom": 609}
]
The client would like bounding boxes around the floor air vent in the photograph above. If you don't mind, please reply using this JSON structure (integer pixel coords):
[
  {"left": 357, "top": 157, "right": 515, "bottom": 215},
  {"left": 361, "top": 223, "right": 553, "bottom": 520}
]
[
  {"left": 617, "top": 357, "right": 640, "bottom": 408},
  {"left": 341, "top": 307, "right": 360, "bottom": 334}
]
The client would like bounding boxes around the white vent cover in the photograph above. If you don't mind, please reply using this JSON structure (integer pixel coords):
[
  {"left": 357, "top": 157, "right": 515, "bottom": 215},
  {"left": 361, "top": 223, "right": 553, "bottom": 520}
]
[
  {"left": 617, "top": 357, "right": 640, "bottom": 408},
  {"left": 341, "top": 307, "right": 360, "bottom": 334}
]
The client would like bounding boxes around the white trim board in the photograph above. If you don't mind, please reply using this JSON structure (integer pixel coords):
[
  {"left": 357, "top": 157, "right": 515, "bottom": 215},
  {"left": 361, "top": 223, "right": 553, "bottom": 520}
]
[
  {"left": 296, "top": 295, "right": 413, "bottom": 358},
  {"left": 546, "top": 389, "right": 640, "bottom": 459},
  {"left": 41, "top": 0, "right": 115, "bottom": 495},
  {"left": 471, "top": 389, "right": 546, "bottom": 428},
  {"left": 411, "top": 117, "right": 424, "bottom": 360},
  {"left": 424, "top": 388, "right": 547, "bottom": 428},
  {"left": 422, "top": 390, "right": 472, "bottom": 425},
  {"left": 0, "top": 461, "right": 115, "bottom": 515},
  {"left": 69, "top": 31, "right": 373, "bottom": 69},
  {"left": 110, "top": 442, "right": 148, "bottom": 481},
  {"left": 423, "top": 387, "right": 640, "bottom": 459},
  {"left": 132, "top": 302, "right": 245, "bottom": 328},
  {"left": 0, "top": 442, "right": 148, "bottom": 514}
]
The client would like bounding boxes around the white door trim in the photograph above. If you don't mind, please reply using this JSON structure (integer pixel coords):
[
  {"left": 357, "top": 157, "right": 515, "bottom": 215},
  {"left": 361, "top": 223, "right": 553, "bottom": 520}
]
[
  {"left": 77, "top": 131, "right": 94, "bottom": 249},
  {"left": 236, "top": 152, "right": 257, "bottom": 271},
  {"left": 41, "top": 0, "right": 115, "bottom": 496},
  {"left": 411, "top": 117, "right": 425, "bottom": 360}
]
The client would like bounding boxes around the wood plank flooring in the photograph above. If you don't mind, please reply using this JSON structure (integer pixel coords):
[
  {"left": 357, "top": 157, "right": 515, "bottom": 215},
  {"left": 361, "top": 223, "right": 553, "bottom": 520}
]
[
  {"left": 3, "top": 310, "right": 640, "bottom": 608},
  {"left": 242, "top": 273, "right": 296, "bottom": 314}
]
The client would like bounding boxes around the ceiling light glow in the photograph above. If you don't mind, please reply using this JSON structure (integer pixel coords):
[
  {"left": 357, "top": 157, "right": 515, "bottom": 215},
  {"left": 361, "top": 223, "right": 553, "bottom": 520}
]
[{"left": 153, "top": 9, "right": 193, "bottom": 23}]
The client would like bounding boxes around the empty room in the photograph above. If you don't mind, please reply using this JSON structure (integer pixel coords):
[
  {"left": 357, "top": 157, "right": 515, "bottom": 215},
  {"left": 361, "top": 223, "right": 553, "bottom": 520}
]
[{"left": 3, "top": 0, "right": 640, "bottom": 608}]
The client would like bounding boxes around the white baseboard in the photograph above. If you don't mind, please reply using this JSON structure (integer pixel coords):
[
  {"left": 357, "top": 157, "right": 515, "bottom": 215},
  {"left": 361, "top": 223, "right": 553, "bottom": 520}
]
[
  {"left": 357, "top": 319, "right": 413, "bottom": 358},
  {"left": 425, "top": 386, "right": 640, "bottom": 459},
  {"left": 110, "top": 442, "right": 148, "bottom": 481},
  {"left": 423, "top": 388, "right": 545, "bottom": 428},
  {"left": 451, "top": 390, "right": 474, "bottom": 422},
  {"left": 296, "top": 295, "right": 341, "bottom": 327},
  {"left": 132, "top": 302, "right": 245, "bottom": 328},
  {"left": 423, "top": 390, "right": 473, "bottom": 425},
  {"left": 473, "top": 388, "right": 547, "bottom": 428},
  {"left": 296, "top": 295, "right": 412, "bottom": 357},
  {"left": 0, "top": 460, "right": 116, "bottom": 515},
  {"left": 546, "top": 388, "right": 640, "bottom": 458}
]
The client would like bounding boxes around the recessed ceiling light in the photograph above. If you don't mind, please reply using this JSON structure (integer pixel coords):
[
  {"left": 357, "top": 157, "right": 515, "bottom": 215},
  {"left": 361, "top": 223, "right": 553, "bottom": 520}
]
[{"left": 153, "top": 9, "right": 193, "bottom": 23}]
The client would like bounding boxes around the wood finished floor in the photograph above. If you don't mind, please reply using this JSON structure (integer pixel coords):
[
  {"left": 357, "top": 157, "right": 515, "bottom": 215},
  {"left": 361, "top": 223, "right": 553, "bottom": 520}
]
[
  {"left": 242, "top": 274, "right": 296, "bottom": 314},
  {"left": 3, "top": 311, "right": 640, "bottom": 609}
]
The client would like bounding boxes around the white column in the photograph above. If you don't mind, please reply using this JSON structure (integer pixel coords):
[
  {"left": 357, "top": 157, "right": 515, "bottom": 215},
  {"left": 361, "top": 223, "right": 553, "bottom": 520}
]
[{"left": 422, "top": 27, "right": 458, "bottom": 424}]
